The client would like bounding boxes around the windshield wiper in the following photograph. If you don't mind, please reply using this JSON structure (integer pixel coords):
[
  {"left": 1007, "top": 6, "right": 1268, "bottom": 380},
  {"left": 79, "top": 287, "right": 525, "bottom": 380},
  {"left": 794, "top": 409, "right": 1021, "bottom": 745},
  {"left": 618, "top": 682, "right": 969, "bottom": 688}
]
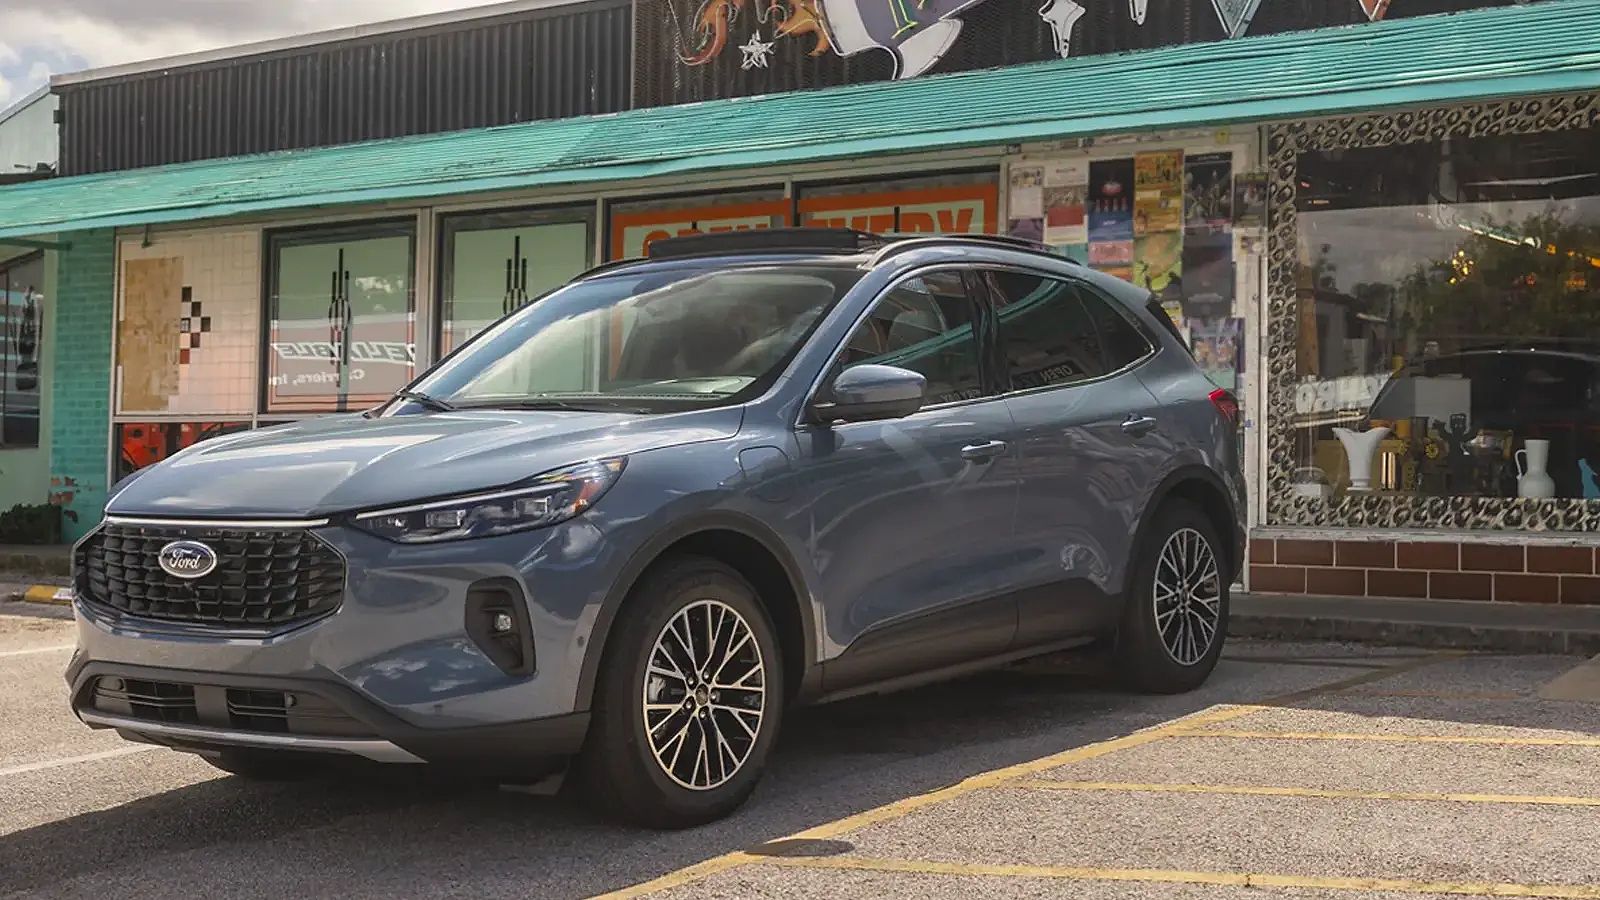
[
  {"left": 392, "top": 390, "right": 456, "bottom": 412},
  {"left": 458, "top": 398, "right": 652, "bottom": 413}
]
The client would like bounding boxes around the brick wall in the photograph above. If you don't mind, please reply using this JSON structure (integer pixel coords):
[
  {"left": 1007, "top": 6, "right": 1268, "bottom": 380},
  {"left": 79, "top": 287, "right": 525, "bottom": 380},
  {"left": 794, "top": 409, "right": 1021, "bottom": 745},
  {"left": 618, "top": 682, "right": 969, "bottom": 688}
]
[
  {"left": 49, "top": 229, "right": 116, "bottom": 542},
  {"left": 1251, "top": 537, "right": 1600, "bottom": 605}
]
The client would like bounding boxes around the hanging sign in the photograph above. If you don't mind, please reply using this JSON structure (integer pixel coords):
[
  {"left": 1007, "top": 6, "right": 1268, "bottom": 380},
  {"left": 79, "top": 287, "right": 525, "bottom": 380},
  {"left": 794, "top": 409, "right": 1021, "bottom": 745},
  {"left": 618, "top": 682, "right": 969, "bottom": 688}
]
[{"left": 610, "top": 200, "right": 791, "bottom": 259}]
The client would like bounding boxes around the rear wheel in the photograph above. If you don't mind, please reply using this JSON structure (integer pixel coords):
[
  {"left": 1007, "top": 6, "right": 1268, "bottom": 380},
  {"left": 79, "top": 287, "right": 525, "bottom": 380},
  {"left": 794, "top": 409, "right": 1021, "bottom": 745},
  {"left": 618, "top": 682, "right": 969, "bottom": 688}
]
[
  {"left": 580, "top": 555, "right": 783, "bottom": 828},
  {"left": 1115, "top": 501, "right": 1229, "bottom": 694}
]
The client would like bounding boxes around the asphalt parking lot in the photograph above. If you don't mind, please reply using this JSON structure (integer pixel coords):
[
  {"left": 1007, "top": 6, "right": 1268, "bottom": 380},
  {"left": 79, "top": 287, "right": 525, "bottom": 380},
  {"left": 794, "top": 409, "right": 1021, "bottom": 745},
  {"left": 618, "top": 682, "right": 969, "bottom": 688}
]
[{"left": 4, "top": 601, "right": 1600, "bottom": 899}]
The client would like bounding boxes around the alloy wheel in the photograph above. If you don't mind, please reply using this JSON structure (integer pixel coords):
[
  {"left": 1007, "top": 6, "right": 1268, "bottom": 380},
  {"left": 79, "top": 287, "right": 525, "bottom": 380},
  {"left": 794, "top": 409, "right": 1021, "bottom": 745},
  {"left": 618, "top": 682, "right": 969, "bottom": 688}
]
[
  {"left": 1153, "top": 527, "right": 1222, "bottom": 666},
  {"left": 641, "top": 599, "right": 767, "bottom": 791}
]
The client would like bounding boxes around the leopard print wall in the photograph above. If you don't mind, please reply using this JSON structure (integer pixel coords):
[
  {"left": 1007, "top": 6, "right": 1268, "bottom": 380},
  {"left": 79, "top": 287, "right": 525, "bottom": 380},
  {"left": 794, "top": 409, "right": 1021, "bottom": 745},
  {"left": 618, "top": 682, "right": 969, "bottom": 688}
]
[{"left": 1265, "top": 94, "right": 1600, "bottom": 532}]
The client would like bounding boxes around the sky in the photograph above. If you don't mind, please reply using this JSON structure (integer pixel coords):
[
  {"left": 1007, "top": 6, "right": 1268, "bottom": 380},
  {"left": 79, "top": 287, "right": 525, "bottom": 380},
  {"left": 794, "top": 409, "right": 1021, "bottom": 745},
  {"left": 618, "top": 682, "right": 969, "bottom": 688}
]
[{"left": 0, "top": 0, "right": 506, "bottom": 108}]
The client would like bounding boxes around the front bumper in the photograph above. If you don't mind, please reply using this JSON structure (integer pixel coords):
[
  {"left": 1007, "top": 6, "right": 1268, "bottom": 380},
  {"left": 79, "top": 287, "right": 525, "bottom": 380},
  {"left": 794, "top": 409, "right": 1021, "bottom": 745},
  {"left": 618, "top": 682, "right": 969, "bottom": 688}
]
[{"left": 68, "top": 517, "right": 622, "bottom": 770}]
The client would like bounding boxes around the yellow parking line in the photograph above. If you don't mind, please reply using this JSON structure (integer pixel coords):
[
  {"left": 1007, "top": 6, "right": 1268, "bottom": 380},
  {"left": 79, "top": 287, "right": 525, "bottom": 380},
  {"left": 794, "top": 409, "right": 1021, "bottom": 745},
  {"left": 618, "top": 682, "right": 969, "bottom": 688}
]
[
  {"left": 758, "top": 856, "right": 1600, "bottom": 899},
  {"left": 1012, "top": 779, "right": 1600, "bottom": 808},
  {"left": 1334, "top": 689, "right": 1526, "bottom": 701},
  {"left": 1180, "top": 730, "right": 1600, "bottom": 748},
  {"left": 596, "top": 652, "right": 1458, "bottom": 899}
]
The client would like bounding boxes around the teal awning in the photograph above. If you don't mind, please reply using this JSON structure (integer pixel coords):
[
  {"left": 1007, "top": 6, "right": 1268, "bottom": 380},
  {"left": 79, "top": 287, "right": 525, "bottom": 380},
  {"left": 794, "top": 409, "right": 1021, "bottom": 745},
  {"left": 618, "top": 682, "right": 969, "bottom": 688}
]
[{"left": 3, "top": 0, "right": 1600, "bottom": 239}]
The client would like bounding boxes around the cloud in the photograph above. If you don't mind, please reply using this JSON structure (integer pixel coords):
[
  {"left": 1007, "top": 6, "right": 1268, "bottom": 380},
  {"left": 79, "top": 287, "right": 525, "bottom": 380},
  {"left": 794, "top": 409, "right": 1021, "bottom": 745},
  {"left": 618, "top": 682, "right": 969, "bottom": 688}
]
[{"left": 0, "top": 0, "right": 502, "bottom": 98}]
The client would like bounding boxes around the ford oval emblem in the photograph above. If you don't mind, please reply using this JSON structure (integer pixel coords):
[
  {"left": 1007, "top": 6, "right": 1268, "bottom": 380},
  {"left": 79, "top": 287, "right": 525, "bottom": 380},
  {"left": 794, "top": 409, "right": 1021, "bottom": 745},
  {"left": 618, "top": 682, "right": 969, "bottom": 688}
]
[{"left": 158, "top": 540, "right": 219, "bottom": 580}]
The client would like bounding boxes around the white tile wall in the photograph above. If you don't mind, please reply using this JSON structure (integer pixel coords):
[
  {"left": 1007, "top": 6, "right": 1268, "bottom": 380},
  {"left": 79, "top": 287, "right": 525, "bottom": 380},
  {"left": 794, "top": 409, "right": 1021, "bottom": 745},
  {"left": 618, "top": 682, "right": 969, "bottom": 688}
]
[{"left": 117, "top": 229, "right": 261, "bottom": 416}]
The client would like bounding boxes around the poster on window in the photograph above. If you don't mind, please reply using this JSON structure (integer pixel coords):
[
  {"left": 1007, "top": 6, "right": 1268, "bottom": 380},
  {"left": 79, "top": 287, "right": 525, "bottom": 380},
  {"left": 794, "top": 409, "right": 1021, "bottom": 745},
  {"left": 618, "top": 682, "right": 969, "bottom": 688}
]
[
  {"left": 1184, "top": 153, "right": 1234, "bottom": 230},
  {"left": 1134, "top": 232, "right": 1183, "bottom": 295},
  {"left": 266, "top": 311, "right": 417, "bottom": 409},
  {"left": 1233, "top": 173, "right": 1268, "bottom": 229},
  {"left": 804, "top": 184, "right": 997, "bottom": 235},
  {"left": 1181, "top": 229, "right": 1236, "bottom": 318},
  {"left": 1134, "top": 150, "right": 1183, "bottom": 235},
  {"left": 1087, "top": 159, "right": 1135, "bottom": 243},
  {"left": 1190, "top": 317, "right": 1243, "bottom": 390},
  {"left": 1042, "top": 159, "right": 1089, "bottom": 247},
  {"left": 610, "top": 200, "right": 790, "bottom": 260}
]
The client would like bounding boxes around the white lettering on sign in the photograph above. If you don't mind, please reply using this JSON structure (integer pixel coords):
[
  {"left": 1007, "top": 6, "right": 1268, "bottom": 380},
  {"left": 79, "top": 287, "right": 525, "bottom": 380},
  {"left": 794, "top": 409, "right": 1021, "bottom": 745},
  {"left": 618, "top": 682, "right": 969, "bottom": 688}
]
[{"left": 270, "top": 341, "right": 416, "bottom": 365}]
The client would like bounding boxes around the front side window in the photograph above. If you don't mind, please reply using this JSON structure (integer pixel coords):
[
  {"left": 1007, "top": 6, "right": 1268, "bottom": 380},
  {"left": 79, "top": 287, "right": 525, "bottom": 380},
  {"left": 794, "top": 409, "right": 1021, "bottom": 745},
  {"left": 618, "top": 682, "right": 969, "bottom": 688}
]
[
  {"left": 1294, "top": 127, "right": 1600, "bottom": 500},
  {"left": 839, "top": 272, "right": 984, "bottom": 405},
  {"left": 410, "top": 264, "right": 860, "bottom": 413},
  {"left": 265, "top": 222, "right": 416, "bottom": 413},
  {"left": 439, "top": 209, "right": 593, "bottom": 353},
  {"left": 984, "top": 270, "right": 1107, "bottom": 390},
  {"left": 0, "top": 253, "right": 44, "bottom": 447}
]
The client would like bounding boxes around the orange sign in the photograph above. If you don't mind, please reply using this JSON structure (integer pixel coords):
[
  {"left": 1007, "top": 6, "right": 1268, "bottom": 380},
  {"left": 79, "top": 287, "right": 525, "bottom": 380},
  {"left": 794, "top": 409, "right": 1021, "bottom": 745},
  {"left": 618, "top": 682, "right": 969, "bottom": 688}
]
[
  {"left": 798, "top": 184, "right": 998, "bottom": 235},
  {"left": 609, "top": 200, "right": 792, "bottom": 260}
]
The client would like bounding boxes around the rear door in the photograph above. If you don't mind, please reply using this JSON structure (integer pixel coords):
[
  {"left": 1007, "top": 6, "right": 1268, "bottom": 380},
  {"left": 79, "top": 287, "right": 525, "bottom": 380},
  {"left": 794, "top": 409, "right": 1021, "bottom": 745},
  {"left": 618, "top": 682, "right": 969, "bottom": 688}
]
[{"left": 979, "top": 268, "right": 1167, "bottom": 647}]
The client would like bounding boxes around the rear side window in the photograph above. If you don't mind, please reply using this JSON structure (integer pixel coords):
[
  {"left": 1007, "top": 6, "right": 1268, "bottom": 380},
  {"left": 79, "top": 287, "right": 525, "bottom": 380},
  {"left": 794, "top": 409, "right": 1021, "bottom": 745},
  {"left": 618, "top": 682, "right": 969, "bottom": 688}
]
[
  {"left": 1083, "top": 289, "right": 1154, "bottom": 371},
  {"left": 985, "top": 271, "right": 1107, "bottom": 390},
  {"left": 1145, "top": 296, "right": 1190, "bottom": 352}
]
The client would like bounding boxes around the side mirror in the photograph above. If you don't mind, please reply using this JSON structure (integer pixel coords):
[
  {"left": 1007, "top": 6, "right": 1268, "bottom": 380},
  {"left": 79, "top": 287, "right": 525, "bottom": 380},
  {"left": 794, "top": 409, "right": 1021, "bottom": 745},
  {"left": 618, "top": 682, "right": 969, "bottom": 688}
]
[{"left": 812, "top": 364, "right": 927, "bottom": 424}]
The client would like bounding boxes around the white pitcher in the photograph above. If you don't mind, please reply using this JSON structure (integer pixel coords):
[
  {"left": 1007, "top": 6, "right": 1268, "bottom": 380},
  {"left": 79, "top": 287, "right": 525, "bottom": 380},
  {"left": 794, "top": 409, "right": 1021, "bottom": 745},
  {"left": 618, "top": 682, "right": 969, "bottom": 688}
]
[
  {"left": 1516, "top": 439, "right": 1557, "bottom": 499},
  {"left": 1333, "top": 426, "right": 1391, "bottom": 492}
]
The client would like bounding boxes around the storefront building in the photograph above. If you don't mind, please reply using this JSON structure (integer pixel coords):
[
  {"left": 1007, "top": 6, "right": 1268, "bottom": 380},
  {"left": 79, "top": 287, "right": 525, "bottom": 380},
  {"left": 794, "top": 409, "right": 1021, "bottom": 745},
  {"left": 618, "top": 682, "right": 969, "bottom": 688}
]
[{"left": 1, "top": 0, "right": 1598, "bottom": 613}]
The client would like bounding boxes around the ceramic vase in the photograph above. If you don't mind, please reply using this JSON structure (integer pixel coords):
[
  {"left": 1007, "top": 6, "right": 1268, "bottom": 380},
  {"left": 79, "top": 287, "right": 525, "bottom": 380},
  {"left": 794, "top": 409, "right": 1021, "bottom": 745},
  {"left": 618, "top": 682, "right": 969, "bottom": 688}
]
[
  {"left": 1516, "top": 439, "right": 1557, "bottom": 499},
  {"left": 1333, "top": 426, "right": 1391, "bottom": 492}
]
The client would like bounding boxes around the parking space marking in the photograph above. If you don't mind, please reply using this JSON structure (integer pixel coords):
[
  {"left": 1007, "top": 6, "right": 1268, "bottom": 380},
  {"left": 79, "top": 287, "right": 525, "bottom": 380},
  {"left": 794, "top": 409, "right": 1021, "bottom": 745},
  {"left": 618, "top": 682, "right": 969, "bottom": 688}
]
[
  {"left": 1332, "top": 689, "right": 1526, "bottom": 701},
  {"left": 1222, "top": 657, "right": 1391, "bottom": 670},
  {"left": 0, "top": 745, "right": 159, "bottom": 778},
  {"left": 600, "top": 652, "right": 1460, "bottom": 899},
  {"left": 1181, "top": 730, "right": 1600, "bottom": 748},
  {"left": 1011, "top": 779, "right": 1600, "bottom": 808},
  {"left": 0, "top": 643, "right": 74, "bottom": 660},
  {"left": 755, "top": 855, "right": 1600, "bottom": 899}
]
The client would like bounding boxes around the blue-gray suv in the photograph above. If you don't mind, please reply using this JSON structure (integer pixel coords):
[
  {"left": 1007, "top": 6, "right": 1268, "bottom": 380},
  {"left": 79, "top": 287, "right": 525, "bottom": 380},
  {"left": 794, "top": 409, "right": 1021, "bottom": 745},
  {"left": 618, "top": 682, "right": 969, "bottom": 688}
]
[{"left": 69, "top": 230, "right": 1245, "bottom": 827}]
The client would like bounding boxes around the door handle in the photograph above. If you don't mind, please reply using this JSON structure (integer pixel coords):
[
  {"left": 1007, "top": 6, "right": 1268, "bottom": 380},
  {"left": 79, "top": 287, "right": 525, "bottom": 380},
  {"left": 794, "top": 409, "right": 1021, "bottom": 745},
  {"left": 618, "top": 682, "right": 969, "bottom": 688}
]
[
  {"left": 961, "top": 440, "right": 1008, "bottom": 462},
  {"left": 1121, "top": 415, "right": 1158, "bottom": 437}
]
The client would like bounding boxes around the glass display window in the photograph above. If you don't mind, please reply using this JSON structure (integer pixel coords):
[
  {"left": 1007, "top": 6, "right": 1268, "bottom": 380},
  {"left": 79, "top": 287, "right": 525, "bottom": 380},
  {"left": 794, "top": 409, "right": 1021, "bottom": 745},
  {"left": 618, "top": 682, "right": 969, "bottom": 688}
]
[
  {"left": 0, "top": 252, "right": 44, "bottom": 448},
  {"left": 798, "top": 172, "right": 998, "bottom": 235},
  {"left": 264, "top": 221, "right": 417, "bottom": 413},
  {"left": 439, "top": 207, "right": 594, "bottom": 354},
  {"left": 1290, "top": 126, "right": 1600, "bottom": 503}
]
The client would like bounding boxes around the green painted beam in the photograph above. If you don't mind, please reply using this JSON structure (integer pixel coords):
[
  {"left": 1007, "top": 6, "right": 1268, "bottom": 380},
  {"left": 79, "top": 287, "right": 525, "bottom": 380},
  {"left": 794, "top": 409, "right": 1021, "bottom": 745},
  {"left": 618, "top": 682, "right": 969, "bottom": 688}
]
[
  {"left": 2, "top": 0, "right": 1599, "bottom": 240},
  {"left": 0, "top": 237, "right": 71, "bottom": 251}
]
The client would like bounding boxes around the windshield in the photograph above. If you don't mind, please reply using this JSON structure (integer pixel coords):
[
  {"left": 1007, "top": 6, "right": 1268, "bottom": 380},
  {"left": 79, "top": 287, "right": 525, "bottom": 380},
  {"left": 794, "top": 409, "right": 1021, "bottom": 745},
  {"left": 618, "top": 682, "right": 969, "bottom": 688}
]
[{"left": 407, "top": 263, "right": 861, "bottom": 412}]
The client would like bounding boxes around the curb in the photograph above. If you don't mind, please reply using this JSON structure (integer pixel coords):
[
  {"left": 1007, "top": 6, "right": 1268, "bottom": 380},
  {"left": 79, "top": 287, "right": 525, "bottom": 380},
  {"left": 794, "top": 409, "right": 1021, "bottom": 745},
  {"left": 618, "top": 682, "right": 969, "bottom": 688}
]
[
  {"left": 20, "top": 585, "right": 73, "bottom": 607},
  {"left": 1230, "top": 611, "right": 1600, "bottom": 656}
]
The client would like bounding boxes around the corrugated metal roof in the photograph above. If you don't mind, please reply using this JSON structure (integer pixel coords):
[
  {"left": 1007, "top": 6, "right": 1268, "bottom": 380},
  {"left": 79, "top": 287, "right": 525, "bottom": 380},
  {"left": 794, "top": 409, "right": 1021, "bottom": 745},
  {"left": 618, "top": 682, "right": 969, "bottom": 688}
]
[{"left": 4, "top": 0, "right": 1600, "bottom": 240}]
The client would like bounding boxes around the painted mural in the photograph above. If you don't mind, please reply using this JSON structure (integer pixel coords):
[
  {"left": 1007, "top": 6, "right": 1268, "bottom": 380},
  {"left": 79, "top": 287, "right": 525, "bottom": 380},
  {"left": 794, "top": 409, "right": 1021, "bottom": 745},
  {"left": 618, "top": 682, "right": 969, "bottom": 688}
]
[
  {"left": 638, "top": 0, "right": 1505, "bottom": 108},
  {"left": 673, "top": 0, "right": 1391, "bottom": 78}
]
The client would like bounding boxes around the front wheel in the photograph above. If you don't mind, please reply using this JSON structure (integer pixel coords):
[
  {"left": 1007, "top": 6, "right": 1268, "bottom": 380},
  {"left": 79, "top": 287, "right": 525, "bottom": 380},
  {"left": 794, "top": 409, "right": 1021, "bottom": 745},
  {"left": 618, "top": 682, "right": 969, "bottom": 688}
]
[
  {"left": 580, "top": 555, "right": 784, "bottom": 828},
  {"left": 1115, "top": 501, "right": 1229, "bottom": 694}
]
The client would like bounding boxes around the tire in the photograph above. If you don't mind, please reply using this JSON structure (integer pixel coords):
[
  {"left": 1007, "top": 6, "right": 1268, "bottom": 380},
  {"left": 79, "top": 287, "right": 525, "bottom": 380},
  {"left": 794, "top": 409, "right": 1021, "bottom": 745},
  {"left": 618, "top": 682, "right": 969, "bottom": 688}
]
[
  {"left": 203, "top": 749, "right": 338, "bottom": 781},
  {"left": 580, "top": 555, "right": 785, "bottom": 829},
  {"left": 1115, "top": 500, "right": 1230, "bottom": 694}
]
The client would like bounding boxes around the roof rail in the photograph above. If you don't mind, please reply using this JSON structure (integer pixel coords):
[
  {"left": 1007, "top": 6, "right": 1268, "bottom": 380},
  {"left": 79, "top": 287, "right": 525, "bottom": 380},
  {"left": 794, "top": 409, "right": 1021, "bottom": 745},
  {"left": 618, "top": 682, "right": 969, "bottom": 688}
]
[
  {"left": 865, "top": 232, "right": 1063, "bottom": 267},
  {"left": 647, "top": 227, "right": 879, "bottom": 260}
]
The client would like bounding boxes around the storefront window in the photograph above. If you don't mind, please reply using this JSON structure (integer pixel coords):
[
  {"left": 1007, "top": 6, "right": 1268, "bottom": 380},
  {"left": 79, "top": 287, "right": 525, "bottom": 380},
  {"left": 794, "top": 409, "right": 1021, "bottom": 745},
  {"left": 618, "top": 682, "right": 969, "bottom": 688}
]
[
  {"left": 265, "top": 222, "right": 416, "bottom": 413},
  {"left": 798, "top": 172, "right": 998, "bottom": 235},
  {"left": 1293, "top": 128, "right": 1600, "bottom": 501},
  {"left": 0, "top": 253, "right": 44, "bottom": 448},
  {"left": 608, "top": 190, "right": 788, "bottom": 260},
  {"left": 439, "top": 208, "right": 593, "bottom": 353}
]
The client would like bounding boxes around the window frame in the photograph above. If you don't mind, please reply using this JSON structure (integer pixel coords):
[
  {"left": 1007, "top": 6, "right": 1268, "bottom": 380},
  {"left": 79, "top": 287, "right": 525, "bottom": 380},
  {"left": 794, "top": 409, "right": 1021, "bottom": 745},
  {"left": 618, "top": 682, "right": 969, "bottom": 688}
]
[
  {"left": 971, "top": 264, "right": 1157, "bottom": 400},
  {"left": 798, "top": 263, "right": 1005, "bottom": 427},
  {"left": 259, "top": 217, "right": 419, "bottom": 415},
  {"left": 434, "top": 203, "right": 596, "bottom": 357},
  {"left": 0, "top": 250, "right": 45, "bottom": 450}
]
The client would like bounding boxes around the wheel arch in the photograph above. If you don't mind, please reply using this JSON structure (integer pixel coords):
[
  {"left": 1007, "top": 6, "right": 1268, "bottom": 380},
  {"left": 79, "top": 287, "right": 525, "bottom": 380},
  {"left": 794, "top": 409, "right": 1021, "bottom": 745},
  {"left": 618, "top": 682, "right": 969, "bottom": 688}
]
[
  {"left": 1123, "top": 466, "right": 1242, "bottom": 600},
  {"left": 575, "top": 512, "right": 819, "bottom": 713}
]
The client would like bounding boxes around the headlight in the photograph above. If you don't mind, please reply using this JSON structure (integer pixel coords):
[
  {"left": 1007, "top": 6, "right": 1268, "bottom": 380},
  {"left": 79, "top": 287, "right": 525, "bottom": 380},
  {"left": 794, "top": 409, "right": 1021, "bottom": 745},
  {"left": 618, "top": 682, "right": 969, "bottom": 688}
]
[{"left": 352, "top": 458, "right": 626, "bottom": 544}]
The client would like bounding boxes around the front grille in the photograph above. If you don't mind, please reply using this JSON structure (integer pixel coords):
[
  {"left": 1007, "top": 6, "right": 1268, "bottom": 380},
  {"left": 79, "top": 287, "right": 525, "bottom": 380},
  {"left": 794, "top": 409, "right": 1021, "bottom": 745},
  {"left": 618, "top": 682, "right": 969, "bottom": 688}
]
[{"left": 76, "top": 523, "right": 345, "bottom": 627}]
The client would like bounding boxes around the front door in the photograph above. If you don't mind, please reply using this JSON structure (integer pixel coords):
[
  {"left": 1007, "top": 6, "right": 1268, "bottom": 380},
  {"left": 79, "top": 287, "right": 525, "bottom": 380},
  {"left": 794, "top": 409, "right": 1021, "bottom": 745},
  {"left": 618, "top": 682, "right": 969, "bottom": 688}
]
[
  {"left": 796, "top": 270, "right": 1020, "bottom": 691},
  {"left": 979, "top": 269, "right": 1167, "bottom": 646}
]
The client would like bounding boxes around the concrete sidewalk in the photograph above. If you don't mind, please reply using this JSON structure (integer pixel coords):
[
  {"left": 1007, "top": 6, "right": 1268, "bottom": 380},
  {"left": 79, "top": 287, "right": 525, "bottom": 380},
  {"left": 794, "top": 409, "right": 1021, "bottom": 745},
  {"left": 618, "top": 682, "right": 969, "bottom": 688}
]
[{"left": 1233, "top": 592, "right": 1600, "bottom": 656}]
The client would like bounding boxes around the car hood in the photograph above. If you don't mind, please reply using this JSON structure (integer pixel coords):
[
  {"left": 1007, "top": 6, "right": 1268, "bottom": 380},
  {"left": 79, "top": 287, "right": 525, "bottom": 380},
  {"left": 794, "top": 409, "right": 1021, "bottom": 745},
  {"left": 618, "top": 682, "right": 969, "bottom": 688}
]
[{"left": 106, "top": 407, "right": 744, "bottom": 518}]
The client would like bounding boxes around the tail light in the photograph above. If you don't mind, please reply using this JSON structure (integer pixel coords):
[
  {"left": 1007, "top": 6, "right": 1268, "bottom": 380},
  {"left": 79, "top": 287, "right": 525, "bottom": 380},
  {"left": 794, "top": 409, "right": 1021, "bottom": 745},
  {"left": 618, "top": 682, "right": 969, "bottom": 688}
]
[{"left": 1209, "top": 388, "right": 1240, "bottom": 426}]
